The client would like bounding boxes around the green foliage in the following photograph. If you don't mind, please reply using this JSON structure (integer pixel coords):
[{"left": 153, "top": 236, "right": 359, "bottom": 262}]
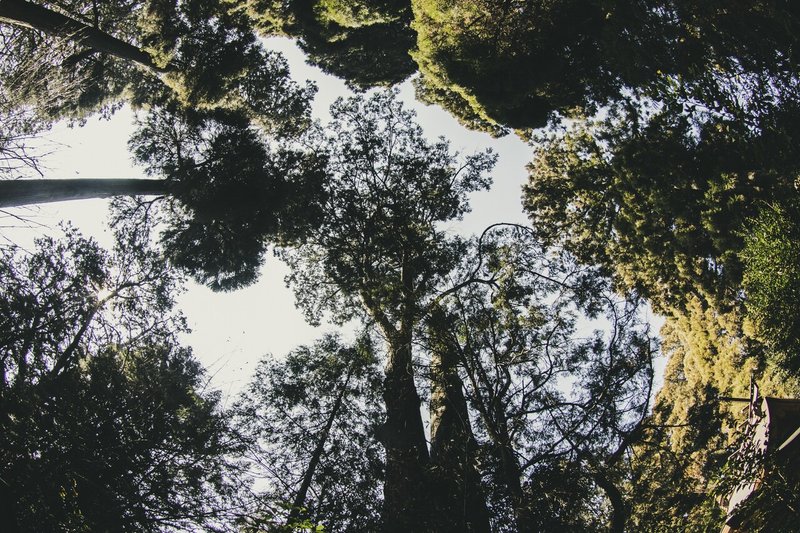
[
  {"left": 118, "top": 8, "right": 321, "bottom": 292},
  {"left": 243, "top": 0, "right": 416, "bottom": 89},
  {"left": 409, "top": 0, "right": 800, "bottom": 132},
  {"left": 0, "top": 223, "right": 238, "bottom": 531},
  {"left": 234, "top": 334, "right": 384, "bottom": 531},
  {"left": 436, "top": 226, "right": 656, "bottom": 531},
  {"left": 281, "top": 89, "right": 496, "bottom": 326},
  {"left": 2, "top": 0, "right": 316, "bottom": 127},
  {"left": 742, "top": 202, "right": 800, "bottom": 373},
  {"left": 410, "top": 0, "right": 668, "bottom": 131},
  {"left": 523, "top": 97, "right": 800, "bottom": 312},
  {"left": 715, "top": 446, "right": 800, "bottom": 532},
  {"left": 625, "top": 296, "right": 800, "bottom": 530},
  {"left": 128, "top": 101, "right": 326, "bottom": 291},
  {"left": 3, "top": 345, "right": 237, "bottom": 532},
  {"left": 0, "top": 1, "right": 152, "bottom": 119}
]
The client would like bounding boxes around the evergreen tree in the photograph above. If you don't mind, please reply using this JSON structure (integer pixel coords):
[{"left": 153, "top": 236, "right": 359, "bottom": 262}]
[
  {"left": 523, "top": 94, "right": 800, "bottom": 312},
  {"left": 741, "top": 201, "right": 800, "bottom": 373},
  {"left": 242, "top": 0, "right": 416, "bottom": 89},
  {"left": 280, "top": 89, "right": 495, "bottom": 530},
  {"left": 435, "top": 225, "right": 655, "bottom": 532},
  {"left": 0, "top": 219, "right": 240, "bottom": 532},
  {"left": 234, "top": 334, "right": 384, "bottom": 531}
]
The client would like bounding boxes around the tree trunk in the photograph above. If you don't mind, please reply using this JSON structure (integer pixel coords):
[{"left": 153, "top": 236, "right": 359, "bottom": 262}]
[
  {"left": 492, "top": 416, "right": 535, "bottom": 533},
  {"left": 591, "top": 470, "right": 627, "bottom": 533},
  {"left": 428, "top": 316, "right": 491, "bottom": 532},
  {"left": 0, "top": 0, "right": 168, "bottom": 72},
  {"left": 0, "top": 178, "right": 168, "bottom": 208},
  {"left": 286, "top": 368, "right": 353, "bottom": 527},
  {"left": 381, "top": 329, "right": 431, "bottom": 533}
]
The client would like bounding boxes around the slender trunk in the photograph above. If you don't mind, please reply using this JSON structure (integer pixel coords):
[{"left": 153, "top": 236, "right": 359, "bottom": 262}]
[
  {"left": 428, "top": 315, "right": 491, "bottom": 532},
  {"left": 286, "top": 368, "right": 353, "bottom": 526},
  {"left": 0, "top": 477, "right": 20, "bottom": 533},
  {"left": 0, "top": 0, "right": 168, "bottom": 72},
  {"left": 381, "top": 329, "right": 431, "bottom": 533},
  {"left": 591, "top": 471, "right": 626, "bottom": 533},
  {"left": 0, "top": 178, "right": 168, "bottom": 208},
  {"left": 460, "top": 337, "right": 534, "bottom": 531}
]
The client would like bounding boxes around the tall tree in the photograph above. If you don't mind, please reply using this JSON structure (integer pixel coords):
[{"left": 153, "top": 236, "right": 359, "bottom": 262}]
[
  {"left": 0, "top": 0, "right": 298, "bottom": 117},
  {"left": 0, "top": 218, "right": 240, "bottom": 532},
  {"left": 410, "top": 0, "right": 673, "bottom": 133},
  {"left": 1, "top": 57, "right": 321, "bottom": 291},
  {"left": 0, "top": 0, "right": 166, "bottom": 71},
  {"left": 435, "top": 225, "right": 655, "bottom": 531},
  {"left": 0, "top": 1, "right": 152, "bottom": 119},
  {"left": 408, "top": 0, "right": 800, "bottom": 135},
  {"left": 234, "top": 334, "right": 384, "bottom": 532},
  {"left": 424, "top": 306, "right": 492, "bottom": 532},
  {"left": 126, "top": 100, "right": 325, "bottom": 291},
  {"left": 280, "top": 90, "right": 495, "bottom": 530}
]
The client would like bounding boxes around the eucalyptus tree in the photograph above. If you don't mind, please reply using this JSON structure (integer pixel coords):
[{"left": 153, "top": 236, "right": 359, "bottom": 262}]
[
  {"left": 0, "top": 0, "right": 166, "bottom": 72},
  {"left": 234, "top": 334, "right": 384, "bottom": 532},
  {"left": 0, "top": 0, "right": 320, "bottom": 240},
  {"left": 280, "top": 90, "right": 495, "bottom": 530},
  {"left": 0, "top": 216, "right": 240, "bottom": 532},
  {"left": 433, "top": 225, "right": 655, "bottom": 532},
  {"left": 0, "top": 38, "right": 321, "bottom": 291},
  {"left": 0, "top": 0, "right": 290, "bottom": 117},
  {"left": 0, "top": 0, "right": 326, "bottom": 293},
  {"left": 423, "top": 306, "right": 492, "bottom": 532},
  {"left": 0, "top": 1, "right": 153, "bottom": 120},
  {"left": 125, "top": 94, "right": 325, "bottom": 292}
]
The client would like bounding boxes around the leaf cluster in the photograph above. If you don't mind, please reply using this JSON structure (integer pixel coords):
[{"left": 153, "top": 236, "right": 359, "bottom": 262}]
[
  {"left": 234, "top": 334, "right": 384, "bottom": 531},
  {"left": 0, "top": 222, "right": 240, "bottom": 532}
]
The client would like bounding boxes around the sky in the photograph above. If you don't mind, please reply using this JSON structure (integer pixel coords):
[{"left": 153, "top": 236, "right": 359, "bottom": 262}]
[{"left": 3, "top": 37, "right": 664, "bottom": 403}]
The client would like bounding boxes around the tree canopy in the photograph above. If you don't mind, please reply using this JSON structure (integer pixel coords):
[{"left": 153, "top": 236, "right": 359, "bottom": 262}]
[
  {"left": 279, "top": 89, "right": 495, "bottom": 530},
  {"left": 523, "top": 92, "right": 800, "bottom": 312},
  {"left": 128, "top": 99, "right": 325, "bottom": 291},
  {"left": 4, "top": 2, "right": 800, "bottom": 530},
  {"left": 234, "top": 333, "right": 384, "bottom": 531},
  {"left": 242, "top": 0, "right": 417, "bottom": 89},
  {"left": 0, "top": 220, "right": 240, "bottom": 532}
]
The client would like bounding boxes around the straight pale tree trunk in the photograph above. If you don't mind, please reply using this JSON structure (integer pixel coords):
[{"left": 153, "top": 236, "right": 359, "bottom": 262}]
[
  {"left": 0, "top": 0, "right": 168, "bottom": 72},
  {"left": 0, "top": 178, "right": 169, "bottom": 208}
]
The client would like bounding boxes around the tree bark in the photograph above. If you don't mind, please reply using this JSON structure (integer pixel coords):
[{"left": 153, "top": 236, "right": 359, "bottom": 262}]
[
  {"left": 591, "top": 470, "right": 627, "bottom": 533},
  {"left": 0, "top": 178, "right": 168, "bottom": 208},
  {"left": 0, "top": 0, "right": 168, "bottom": 72},
  {"left": 493, "top": 422, "right": 535, "bottom": 533},
  {"left": 381, "top": 329, "right": 431, "bottom": 533},
  {"left": 428, "top": 315, "right": 491, "bottom": 532}
]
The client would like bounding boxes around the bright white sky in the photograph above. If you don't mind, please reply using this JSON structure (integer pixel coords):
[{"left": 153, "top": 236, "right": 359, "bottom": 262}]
[{"left": 3, "top": 37, "right": 663, "bottom": 402}]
